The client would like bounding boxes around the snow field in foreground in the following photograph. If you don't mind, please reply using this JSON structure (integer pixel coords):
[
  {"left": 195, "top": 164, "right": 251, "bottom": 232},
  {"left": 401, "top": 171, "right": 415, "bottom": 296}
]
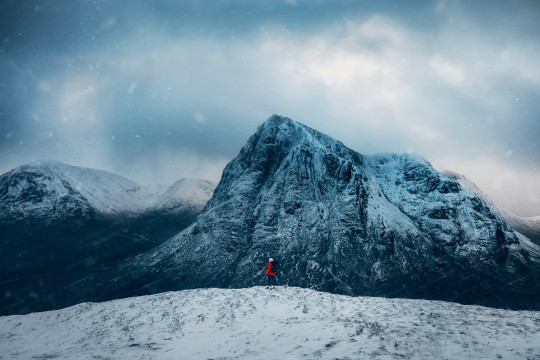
[{"left": 0, "top": 286, "right": 539, "bottom": 359}]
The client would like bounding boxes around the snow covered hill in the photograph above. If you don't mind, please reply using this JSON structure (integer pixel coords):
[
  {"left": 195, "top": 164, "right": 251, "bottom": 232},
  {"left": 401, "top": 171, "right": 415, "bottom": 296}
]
[
  {"left": 444, "top": 171, "right": 540, "bottom": 245},
  {"left": 0, "top": 161, "right": 214, "bottom": 229},
  {"left": 0, "top": 287, "right": 538, "bottom": 359},
  {"left": 0, "top": 161, "right": 154, "bottom": 278},
  {"left": 130, "top": 178, "right": 215, "bottom": 241},
  {"left": 0, "top": 163, "right": 214, "bottom": 315},
  {"left": 98, "top": 115, "right": 540, "bottom": 310},
  {"left": 0, "top": 161, "right": 151, "bottom": 222},
  {"left": 501, "top": 213, "right": 540, "bottom": 245},
  {"left": 149, "top": 178, "right": 215, "bottom": 212}
]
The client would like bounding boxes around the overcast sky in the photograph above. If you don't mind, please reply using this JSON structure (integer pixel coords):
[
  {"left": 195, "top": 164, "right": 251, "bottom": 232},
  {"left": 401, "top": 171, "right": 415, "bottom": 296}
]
[{"left": 1, "top": 0, "right": 539, "bottom": 216}]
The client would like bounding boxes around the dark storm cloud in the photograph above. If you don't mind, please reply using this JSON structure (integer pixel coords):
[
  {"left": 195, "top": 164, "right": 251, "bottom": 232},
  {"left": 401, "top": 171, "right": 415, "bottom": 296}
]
[{"left": 1, "top": 0, "right": 539, "bottom": 215}]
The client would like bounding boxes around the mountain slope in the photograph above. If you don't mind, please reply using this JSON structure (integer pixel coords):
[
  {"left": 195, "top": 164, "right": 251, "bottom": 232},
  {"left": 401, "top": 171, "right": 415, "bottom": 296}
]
[
  {"left": 0, "top": 161, "right": 153, "bottom": 273},
  {"left": 0, "top": 162, "right": 156, "bottom": 315},
  {"left": 443, "top": 171, "right": 540, "bottom": 245},
  {"left": 97, "top": 115, "right": 540, "bottom": 310},
  {"left": 0, "top": 161, "right": 150, "bottom": 222},
  {"left": 1, "top": 287, "right": 538, "bottom": 359},
  {"left": 0, "top": 163, "right": 213, "bottom": 315},
  {"left": 130, "top": 179, "right": 215, "bottom": 241}
]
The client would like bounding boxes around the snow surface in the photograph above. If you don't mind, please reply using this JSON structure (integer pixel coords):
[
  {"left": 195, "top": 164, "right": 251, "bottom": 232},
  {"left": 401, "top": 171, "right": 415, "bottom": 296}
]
[
  {"left": 147, "top": 178, "right": 215, "bottom": 213},
  {"left": 1, "top": 287, "right": 539, "bottom": 359}
]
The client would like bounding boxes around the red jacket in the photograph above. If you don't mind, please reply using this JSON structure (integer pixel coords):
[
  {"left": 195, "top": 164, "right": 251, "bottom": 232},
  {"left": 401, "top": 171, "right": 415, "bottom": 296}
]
[{"left": 266, "top": 262, "right": 275, "bottom": 276}]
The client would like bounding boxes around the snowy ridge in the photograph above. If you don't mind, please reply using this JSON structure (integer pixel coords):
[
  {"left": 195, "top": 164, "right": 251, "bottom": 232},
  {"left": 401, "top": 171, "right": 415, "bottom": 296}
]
[
  {"left": 0, "top": 287, "right": 538, "bottom": 359},
  {"left": 492, "top": 210, "right": 540, "bottom": 245},
  {"left": 127, "top": 178, "right": 216, "bottom": 245},
  {"left": 444, "top": 170, "right": 540, "bottom": 245},
  {"left": 147, "top": 178, "right": 215, "bottom": 213},
  {"left": 0, "top": 161, "right": 151, "bottom": 220},
  {"left": 367, "top": 156, "right": 507, "bottom": 256},
  {"left": 42, "top": 162, "right": 151, "bottom": 216},
  {"left": 0, "top": 161, "right": 216, "bottom": 221}
]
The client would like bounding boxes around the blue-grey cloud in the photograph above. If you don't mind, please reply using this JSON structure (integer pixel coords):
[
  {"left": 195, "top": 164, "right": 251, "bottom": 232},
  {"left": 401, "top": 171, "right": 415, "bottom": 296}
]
[{"left": 1, "top": 0, "right": 539, "bottom": 215}]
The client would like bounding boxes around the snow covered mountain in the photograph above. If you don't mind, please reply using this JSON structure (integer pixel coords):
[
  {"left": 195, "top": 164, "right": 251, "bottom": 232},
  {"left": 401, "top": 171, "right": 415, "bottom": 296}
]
[
  {"left": 0, "top": 161, "right": 154, "bottom": 274},
  {"left": 93, "top": 115, "right": 540, "bottom": 310},
  {"left": 443, "top": 170, "right": 540, "bottom": 245},
  {"left": 0, "top": 161, "right": 150, "bottom": 223},
  {"left": 1, "top": 287, "right": 538, "bottom": 359},
  {"left": 149, "top": 178, "right": 215, "bottom": 211},
  {"left": 0, "top": 162, "right": 213, "bottom": 315},
  {"left": 130, "top": 178, "right": 215, "bottom": 242}
]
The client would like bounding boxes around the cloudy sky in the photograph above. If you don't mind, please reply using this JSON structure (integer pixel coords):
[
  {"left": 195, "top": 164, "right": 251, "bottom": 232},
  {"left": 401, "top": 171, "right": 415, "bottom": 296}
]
[{"left": 1, "top": 0, "right": 539, "bottom": 216}]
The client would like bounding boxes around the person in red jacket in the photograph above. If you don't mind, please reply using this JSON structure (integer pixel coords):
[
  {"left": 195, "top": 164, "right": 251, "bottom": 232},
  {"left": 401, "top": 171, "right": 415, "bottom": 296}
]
[{"left": 266, "top": 258, "right": 277, "bottom": 287}]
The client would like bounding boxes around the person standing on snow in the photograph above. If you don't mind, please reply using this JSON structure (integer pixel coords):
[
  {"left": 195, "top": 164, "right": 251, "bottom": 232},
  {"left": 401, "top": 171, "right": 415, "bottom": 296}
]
[{"left": 266, "top": 258, "right": 277, "bottom": 287}]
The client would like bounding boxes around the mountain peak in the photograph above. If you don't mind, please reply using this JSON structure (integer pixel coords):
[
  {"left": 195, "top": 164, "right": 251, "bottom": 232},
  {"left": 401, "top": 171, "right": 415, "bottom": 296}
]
[
  {"left": 149, "top": 178, "right": 215, "bottom": 211},
  {"left": 9, "top": 160, "right": 65, "bottom": 176},
  {"left": 105, "top": 115, "right": 540, "bottom": 310},
  {"left": 254, "top": 114, "right": 302, "bottom": 144},
  {"left": 264, "top": 113, "right": 294, "bottom": 126},
  {"left": 258, "top": 114, "right": 347, "bottom": 151}
]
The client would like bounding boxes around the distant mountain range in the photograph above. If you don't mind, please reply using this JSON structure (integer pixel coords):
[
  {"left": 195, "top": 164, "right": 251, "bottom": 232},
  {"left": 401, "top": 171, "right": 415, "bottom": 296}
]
[
  {"left": 0, "top": 162, "right": 214, "bottom": 315},
  {"left": 1, "top": 115, "right": 539, "bottom": 315}
]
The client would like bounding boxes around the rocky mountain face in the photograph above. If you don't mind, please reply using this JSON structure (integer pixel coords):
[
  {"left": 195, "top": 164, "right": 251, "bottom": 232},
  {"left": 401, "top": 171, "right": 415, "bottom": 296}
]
[
  {"left": 443, "top": 171, "right": 540, "bottom": 246},
  {"left": 0, "top": 162, "right": 213, "bottom": 315},
  {"left": 107, "top": 115, "right": 539, "bottom": 310}
]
